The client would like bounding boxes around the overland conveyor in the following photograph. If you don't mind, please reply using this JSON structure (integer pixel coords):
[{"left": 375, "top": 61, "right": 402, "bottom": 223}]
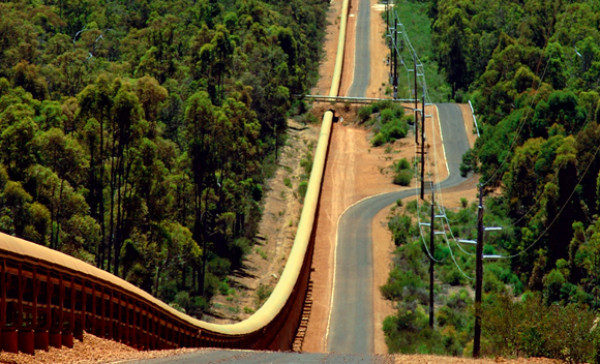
[{"left": 0, "top": 0, "right": 350, "bottom": 354}]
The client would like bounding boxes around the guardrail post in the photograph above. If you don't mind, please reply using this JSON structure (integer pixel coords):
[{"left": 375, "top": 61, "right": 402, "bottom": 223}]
[
  {"left": 62, "top": 277, "right": 74, "bottom": 348},
  {"left": 138, "top": 306, "right": 144, "bottom": 349},
  {"left": 16, "top": 264, "right": 23, "bottom": 328},
  {"left": 155, "top": 312, "right": 162, "bottom": 349},
  {"left": 19, "top": 329, "right": 34, "bottom": 355},
  {"left": 172, "top": 326, "right": 178, "bottom": 348},
  {"left": 18, "top": 264, "right": 34, "bottom": 355},
  {"left": 35, "top": 269, "right": 52, "bottom": 351},
  {"left": 117, "top": 293, "right": 123, "bottom": 343},
  {"left": 32, "top": 266, "right": 39, "bottom": 339},
  {"left": 107, "top": 288, "right": 114, "bottom": 341},
  {"left": 132, "top": 300, "right": 138, "bottom": 348},
  {"left": 99, "top": 286, "right": 106, "bottom": 338},
  {"left": 154, "top": 309, "right": 160, "bottom": 349},
  {"left": 91, "top": 283, "right": 97, "bottom": 336},
  {"left": 1, "top": 259, "right": 18, "bottom": 353},
  {"left": 142, "top": 306, "right": 149, "bottom": 349},
  {"left": 148, "top": 309, "right": 154, "bottom": 349},
  {"left": 75, "top": 279, "right": 85, "bottom": 342},
  {"left": 125, "top": 297, "right": 131, "bottom": 345},
  {"left": 163, "top": 322, "right": 170, "bottom": 348},
  {"left": 50, "top": 274, "right": 63, "bottom": 349},
  {"left": 164, "top": 317, "right": 171, "bottom": 349}
]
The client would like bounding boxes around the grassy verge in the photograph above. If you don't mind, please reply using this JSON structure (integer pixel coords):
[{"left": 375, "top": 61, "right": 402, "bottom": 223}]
[{"left": 391, "top": 1, "right": 450, "bottom": 101}]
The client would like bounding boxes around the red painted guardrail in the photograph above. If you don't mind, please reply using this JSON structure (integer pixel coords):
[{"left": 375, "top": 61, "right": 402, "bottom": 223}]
[{"left": 0, "top": 231, "right": 311, "bottom": 353}]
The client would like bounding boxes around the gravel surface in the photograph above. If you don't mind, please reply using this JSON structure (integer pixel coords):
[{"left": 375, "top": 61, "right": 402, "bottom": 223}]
[
  {"left": 391, "top": 355, "right": 560, "bottom": 364},
  {"left": 0, "top": 332, "right": 561, "bottom": 363},
  {"left": 0, "top": 333, "right": 202, "bottom": 364}
]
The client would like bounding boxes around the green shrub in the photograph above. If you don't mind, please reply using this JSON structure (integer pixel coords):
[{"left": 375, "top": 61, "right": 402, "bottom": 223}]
[
  {"left": 381, "top": 108, "right": 395, "bottom": 123},
  {"left": 381, "top": 268, "right": 427, "bottom": 302},
  {"left": 440, "top": 265, "right": 466, "bottom": 286},
  {"left": 460, "top": 148, "right": 477, "bottom": 177},
  {"left": 406, "top": 199, "right": 418, "bottom": 213},
  {"left": 394, "top": 170, "right": 413, "bottom": 186},
  {"left": 372, "top": 117, "right": 409, "bottom": 146},
  {"left": 219, "top": 279, "right": 232, "bottom": 295},
  {"left": 252, "top": 184, "right": 263, "bottom": 201},
  {"left": 382, "top": 119, "right": 408, "bottom": 140},
  {"left": 208, "top": 256, "right": 232, "bottom": 276},
  {"left": 256, "top": 283, "right": 273, "bottom": 307},
  {"left": 389, "top": 215, "right": 412, "bottom": 246},
  {"left": 358, "top": 105, "right": 372, "bottom": 122},
  {"left": 383, "top": 302, "right": 445, "bottom": 354},
  {"left": 173, "top": 291, "right": 192, "bottom": 313},
  {"left": 543, "top": 268, "right": 566, "bottom": 305},
  {"left": 203, "top": 272, "right": 220, "bottom": 297},
  {"left": 193, "top": 296, "right": 209, "bottom": 313},
  {"left": 301, "top": 153, "right": 313, "bottom": 175},
  {"left": 371, "top": 132, "right": 386, "bottom": 146},
  {"left": 392, "top": 157, "right": 413, "bottom": 186},
  {"left": 394, "top": 158, "right": 411, "bottom": 171},
  {"left": 298, "top": 181, "right": 308, "bottom": 201},
  {"left": 403, "top": 113, "right": 415, "bottom": 125},
  {"left": 483, "top": 293, "right": 600, "bottom": 361}
]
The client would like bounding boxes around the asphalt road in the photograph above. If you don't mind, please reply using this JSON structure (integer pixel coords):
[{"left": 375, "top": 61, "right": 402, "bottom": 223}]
[
  {"left": 347, "top": 0, "right": 371, "bottom": 97},
  {"left": 134, "top": 349, "right": 391, "bottom": 363},
  {"left": 327, "top": 103, "right": 471, "bottom": 353}
]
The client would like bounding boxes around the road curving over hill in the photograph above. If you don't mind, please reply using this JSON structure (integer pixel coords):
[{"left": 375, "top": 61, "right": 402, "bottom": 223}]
[{"left": 328, "top": 103, "right": 471, "bottom": 353}]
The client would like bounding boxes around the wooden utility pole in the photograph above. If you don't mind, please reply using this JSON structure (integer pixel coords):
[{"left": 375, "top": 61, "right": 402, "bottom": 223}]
[
  {"left": 392, "top": 19, "right": 398, "bottom": 99},
  {"left": 414, "top": 60, "right": 419, "bottom": 145},
  {"left": 429, "top": 182, "right": 435, "bottom": 329},
  {"left": 473, "top": 184, "right": 484, "bottom": 358},
  {"left": 389, "top": 30, "right": 393, "bottom": 85},
  {"left": 420, "top": 92, "right": 426, "bottom": 199}
]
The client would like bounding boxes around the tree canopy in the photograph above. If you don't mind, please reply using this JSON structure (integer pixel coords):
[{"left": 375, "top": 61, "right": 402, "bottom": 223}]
[
  {"left": 0, "top": 0, "right": 326, "bottom": 316},
  {"left": 385, "top": 0, "right": 600, "bottom": 360}
]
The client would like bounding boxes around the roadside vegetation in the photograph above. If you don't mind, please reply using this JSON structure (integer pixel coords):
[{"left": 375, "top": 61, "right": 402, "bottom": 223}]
[
  {"left": 383, "top": 0, "right": 600, "bottom": 362},
  {"left": 0, "top": 0, "right": 326, "bottom": 317},
  {"left": 384, "top": 199, "right": 600, "bottom": 361},
  {"left": 391, "top": 0, "right": 450, "bottom": 101},
  {"left": 357, "top": 100, "right": 415, "bottom": 185},
  {"left": 357, "top": 102, "right": 410, "bottom": 144},
  {"left": 392, "top": 158, "right": 412, "bottom": 186}
]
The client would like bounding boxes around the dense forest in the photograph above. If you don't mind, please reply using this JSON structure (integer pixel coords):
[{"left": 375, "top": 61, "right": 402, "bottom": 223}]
[
  {"left": 0, "top": 0, "right": 326, "bottom": 316},
  {"left": 383, "top": 0, "right": 600, "bottom": 361}
]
